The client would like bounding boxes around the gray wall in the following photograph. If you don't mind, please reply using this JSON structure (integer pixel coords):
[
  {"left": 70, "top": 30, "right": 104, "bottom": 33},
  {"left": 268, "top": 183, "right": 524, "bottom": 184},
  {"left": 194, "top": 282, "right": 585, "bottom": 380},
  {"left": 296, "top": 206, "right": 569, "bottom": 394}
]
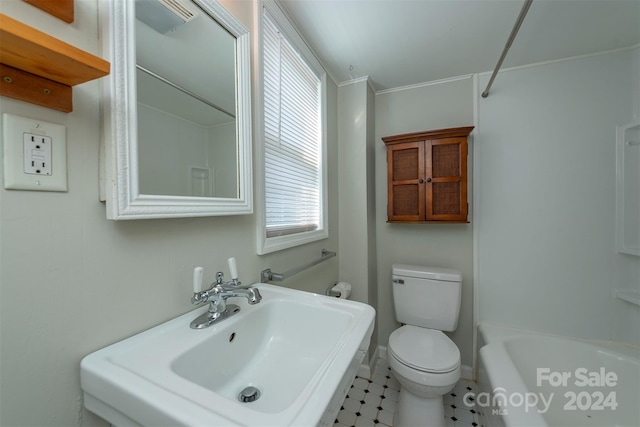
[
  {"left": 338, "top": 79, "right": 379, "bottom": 359},
  {"left": 374, "top": 76, "right": 476, "bottom": 368},
  {"left": 0, "top": 1, "right": 340, "bottom": 426}
]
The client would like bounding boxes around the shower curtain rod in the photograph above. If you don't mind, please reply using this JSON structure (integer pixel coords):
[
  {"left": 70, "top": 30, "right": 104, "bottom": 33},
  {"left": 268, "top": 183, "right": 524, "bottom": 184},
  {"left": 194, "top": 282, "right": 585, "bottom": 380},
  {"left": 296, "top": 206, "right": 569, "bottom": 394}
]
[
  {"left": 136, "top": 65, "right": 236, "bottom": 118},
  {"left": 481, "top": 0, "right": 533, "bottom": 98}
]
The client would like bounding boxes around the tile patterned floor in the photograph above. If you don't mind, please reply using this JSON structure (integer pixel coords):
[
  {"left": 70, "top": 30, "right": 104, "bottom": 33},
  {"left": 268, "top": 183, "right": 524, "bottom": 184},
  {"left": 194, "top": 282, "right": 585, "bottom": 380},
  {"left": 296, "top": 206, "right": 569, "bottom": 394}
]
[{"left": 336, "top": 358, "right": 479, "bottom": 427}]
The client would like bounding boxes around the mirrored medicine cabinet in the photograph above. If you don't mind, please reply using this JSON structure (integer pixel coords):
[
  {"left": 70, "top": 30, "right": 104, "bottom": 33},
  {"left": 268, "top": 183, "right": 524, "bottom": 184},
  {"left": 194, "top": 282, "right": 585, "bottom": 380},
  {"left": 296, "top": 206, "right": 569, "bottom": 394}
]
[{"left": 101, "top": 0, "right": 252, "bottom": 219}]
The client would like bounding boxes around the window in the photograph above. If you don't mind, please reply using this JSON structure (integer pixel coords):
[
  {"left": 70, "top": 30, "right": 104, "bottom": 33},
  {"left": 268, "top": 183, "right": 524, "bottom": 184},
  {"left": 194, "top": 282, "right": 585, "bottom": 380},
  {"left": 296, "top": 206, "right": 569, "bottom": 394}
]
[{"left": 257, "top": 1, "right": 327, "bottom": 254}]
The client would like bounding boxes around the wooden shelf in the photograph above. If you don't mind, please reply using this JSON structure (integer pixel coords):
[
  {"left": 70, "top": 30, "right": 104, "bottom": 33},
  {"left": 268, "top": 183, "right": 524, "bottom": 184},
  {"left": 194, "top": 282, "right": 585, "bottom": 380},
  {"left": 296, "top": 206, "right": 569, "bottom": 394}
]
[
  {"left": 22, "top": 0, "right": 74, "bottom": 23},
  {"left": 0, "top": 13, "right": 110, "bottom": 112}
]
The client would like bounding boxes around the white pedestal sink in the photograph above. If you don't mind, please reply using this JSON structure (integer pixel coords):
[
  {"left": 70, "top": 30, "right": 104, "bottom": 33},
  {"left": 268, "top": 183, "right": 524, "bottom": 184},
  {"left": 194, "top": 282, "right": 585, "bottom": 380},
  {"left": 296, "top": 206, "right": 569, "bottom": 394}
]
[{"left": 81, "top": 283, "right": 375, "bottom": 426}]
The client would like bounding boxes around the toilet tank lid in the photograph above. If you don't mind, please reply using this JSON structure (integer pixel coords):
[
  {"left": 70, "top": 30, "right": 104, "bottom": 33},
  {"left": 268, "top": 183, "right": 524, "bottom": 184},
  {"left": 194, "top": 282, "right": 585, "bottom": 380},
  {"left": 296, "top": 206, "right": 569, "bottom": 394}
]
[{"left": 392, "top": 264, "right": 462, "bottom": 282}]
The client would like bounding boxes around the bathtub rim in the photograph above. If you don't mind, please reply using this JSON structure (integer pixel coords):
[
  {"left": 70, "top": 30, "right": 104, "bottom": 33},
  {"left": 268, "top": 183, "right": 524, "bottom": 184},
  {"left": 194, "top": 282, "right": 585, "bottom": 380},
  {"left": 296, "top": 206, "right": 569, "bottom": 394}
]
[
  {"left": 477, "top": 322, "right": 640, "bottom": 358},
  {"left": 475, "top": 322, "right": 640, "bottom": 427}
]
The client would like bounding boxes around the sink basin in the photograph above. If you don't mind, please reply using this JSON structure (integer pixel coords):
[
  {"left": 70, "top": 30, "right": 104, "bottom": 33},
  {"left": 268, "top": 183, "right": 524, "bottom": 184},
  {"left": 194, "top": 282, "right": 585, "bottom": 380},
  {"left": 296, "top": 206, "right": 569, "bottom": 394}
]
[{"left": 81, "top": 283, "right": 375, "bottom": 426}]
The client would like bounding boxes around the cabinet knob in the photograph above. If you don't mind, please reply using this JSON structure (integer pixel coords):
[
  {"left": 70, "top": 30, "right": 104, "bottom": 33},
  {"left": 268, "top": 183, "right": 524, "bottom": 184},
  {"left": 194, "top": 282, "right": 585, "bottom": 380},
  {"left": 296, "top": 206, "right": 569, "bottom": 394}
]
[
  {"left": 419, "top": 179, "right": 424, "bottom": 184},
  {"left": 427, "top": 178, "right": 432, "bottom": 183}
]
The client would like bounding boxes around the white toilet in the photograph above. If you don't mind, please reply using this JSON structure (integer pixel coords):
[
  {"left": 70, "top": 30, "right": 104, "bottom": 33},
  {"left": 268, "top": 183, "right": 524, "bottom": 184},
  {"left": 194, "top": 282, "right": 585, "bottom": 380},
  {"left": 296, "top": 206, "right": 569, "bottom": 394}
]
[{"left": 388, "top": 264, "right": 463, "bottom": 427}]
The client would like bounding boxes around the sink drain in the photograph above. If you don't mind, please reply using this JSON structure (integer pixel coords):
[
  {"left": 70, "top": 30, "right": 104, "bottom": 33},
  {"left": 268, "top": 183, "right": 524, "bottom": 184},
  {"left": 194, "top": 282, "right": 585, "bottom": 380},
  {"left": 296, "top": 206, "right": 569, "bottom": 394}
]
[{"left": 238, "top": 386, "right": 261, "bottom": 403}]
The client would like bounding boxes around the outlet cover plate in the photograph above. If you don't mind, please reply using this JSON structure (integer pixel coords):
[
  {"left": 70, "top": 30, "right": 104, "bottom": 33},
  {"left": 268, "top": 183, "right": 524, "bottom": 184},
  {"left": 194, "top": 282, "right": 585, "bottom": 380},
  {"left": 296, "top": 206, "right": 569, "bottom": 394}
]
[{"left": 2, "top": 113, "right": 67, "bottom": 191}]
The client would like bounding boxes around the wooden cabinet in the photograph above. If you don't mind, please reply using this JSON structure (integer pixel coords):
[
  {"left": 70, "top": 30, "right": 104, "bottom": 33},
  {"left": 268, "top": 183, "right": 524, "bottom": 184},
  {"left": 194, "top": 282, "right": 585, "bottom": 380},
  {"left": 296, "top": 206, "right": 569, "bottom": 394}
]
[{"left": 382, "top": 126, "right": 473, "bottom": 223}]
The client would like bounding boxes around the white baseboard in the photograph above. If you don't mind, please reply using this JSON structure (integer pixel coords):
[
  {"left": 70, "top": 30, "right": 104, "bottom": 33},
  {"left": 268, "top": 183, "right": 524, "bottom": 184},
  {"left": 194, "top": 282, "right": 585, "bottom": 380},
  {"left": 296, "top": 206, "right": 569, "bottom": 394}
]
[
  {"left": 357, "top": 346, "right": 380, "bottom": 379},
  {"left": 379, "top": 345, "right": 388, "bottom": 359},
  {"left": 460, "top": 364, "right": 473, "bottom": 381},
  {"left": 357, "top": 362, "right": 371, "bottom": 379}
]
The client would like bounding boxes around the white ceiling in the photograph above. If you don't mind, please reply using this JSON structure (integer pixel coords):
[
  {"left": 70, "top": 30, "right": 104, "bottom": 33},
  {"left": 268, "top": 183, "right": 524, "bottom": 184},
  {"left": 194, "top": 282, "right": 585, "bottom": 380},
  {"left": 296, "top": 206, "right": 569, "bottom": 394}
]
[{"left": 279, "top": 0, "right": 640, "bottom": 92}]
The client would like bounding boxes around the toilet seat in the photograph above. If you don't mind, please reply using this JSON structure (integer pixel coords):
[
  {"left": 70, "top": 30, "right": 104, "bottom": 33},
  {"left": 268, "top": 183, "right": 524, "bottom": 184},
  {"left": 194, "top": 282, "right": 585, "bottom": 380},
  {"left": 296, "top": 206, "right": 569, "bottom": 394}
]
[{"left": 388, "top": 325, "right": 460, "bottom": 373}]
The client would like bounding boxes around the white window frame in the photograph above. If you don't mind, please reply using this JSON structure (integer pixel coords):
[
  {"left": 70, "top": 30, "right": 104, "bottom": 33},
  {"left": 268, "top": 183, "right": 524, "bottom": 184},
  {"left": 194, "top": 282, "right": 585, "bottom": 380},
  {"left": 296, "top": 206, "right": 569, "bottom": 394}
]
[{"left": 256, "top": 0, "right": 328, "bottom": 255}]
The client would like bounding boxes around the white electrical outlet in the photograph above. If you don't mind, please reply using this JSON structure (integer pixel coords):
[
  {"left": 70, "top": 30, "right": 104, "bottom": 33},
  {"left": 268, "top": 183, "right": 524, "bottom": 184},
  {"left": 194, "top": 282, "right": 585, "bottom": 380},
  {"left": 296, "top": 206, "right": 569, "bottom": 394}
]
[
  {"left": 23, "top": 133, "right": 53, "bottom": 175},
  {"left": 2, "top": 113, "right": 67, "bottom": 192}
]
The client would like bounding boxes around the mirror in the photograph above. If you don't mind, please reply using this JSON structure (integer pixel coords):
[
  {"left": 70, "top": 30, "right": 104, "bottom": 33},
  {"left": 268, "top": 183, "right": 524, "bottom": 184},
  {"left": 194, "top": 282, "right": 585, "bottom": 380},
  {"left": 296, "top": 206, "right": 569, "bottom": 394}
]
[{"left": 101, "top": 0, "right": 252, "bottom": 219}]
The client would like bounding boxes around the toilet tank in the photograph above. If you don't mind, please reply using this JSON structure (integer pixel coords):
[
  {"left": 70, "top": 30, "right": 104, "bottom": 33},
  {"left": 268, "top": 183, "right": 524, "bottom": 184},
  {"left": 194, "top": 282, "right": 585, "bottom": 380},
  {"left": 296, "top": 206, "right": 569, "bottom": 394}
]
[{"left": 392, "top": 264, "right": 462, "bottom": 332}]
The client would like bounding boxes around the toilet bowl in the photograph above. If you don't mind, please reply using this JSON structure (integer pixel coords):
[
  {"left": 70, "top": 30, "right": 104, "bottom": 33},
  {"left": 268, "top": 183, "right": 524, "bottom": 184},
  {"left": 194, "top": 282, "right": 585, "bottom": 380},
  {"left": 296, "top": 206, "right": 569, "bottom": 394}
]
[
  {"left": 388, "top": 326, "right": 461, "bottom": 427},
  {"left": 389, "top": 265, "right": 463, "bottom": 427}
]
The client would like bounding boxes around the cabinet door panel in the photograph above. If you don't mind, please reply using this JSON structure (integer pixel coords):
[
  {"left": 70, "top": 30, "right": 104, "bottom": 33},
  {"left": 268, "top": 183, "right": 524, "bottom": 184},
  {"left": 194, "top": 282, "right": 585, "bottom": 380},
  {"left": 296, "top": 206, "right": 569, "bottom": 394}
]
[
  {"left": 426, "top": 138, "right": 467, "bottom": 221},
  {"left": 432, "top": 181, "right": 461, "bottom": 215},
  {"left": 393, "top": 147, "right": 420, "bottom": 181},
  {"left": 432, "top": 143, "right": 460, "bottom": 177},
  {"left": 392, "top": 184, "right": 422, "bottom": 217},
  {"left": 387, "top": 142, "right": 425, "bottom": 221}
]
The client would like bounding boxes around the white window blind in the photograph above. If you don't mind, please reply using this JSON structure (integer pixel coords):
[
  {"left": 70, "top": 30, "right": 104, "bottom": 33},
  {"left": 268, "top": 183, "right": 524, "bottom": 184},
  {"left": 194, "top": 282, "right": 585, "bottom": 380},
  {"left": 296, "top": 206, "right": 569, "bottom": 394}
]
[{"left": 263, "top": 10, "right": 322, "bottom": 238}]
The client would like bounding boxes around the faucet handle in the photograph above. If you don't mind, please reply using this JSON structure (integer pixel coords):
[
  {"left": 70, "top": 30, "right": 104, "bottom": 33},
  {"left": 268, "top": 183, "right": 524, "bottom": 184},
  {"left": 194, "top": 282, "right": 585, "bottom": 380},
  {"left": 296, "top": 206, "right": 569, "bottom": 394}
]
[
  {"left": 193, "top": 267, "right": 204, "bottom": 293},
  {"left": 227, "top": 257, "right": 238, "bottom": 280}
]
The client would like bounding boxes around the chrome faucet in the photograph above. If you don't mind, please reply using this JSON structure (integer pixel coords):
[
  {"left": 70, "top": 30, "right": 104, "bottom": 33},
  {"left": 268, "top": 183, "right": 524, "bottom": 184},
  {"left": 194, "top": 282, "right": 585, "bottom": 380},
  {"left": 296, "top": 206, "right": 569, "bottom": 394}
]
[{"left": 190, "top": 259, "right": 262, "bottom": 329}]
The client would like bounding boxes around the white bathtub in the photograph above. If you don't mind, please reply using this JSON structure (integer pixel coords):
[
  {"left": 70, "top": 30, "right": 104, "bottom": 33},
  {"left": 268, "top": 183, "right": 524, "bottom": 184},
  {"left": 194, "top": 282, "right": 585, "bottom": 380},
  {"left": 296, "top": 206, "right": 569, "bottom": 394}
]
[{"left": 475, "top": 323, "right": 640, "bottom": 427}]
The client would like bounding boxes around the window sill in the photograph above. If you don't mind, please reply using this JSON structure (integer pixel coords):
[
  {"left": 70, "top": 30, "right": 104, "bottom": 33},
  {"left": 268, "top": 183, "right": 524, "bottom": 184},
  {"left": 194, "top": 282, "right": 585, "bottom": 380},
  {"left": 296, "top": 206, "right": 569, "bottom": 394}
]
[{"left": 258, "top": 228, "right": 328, "bottom": 255}]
